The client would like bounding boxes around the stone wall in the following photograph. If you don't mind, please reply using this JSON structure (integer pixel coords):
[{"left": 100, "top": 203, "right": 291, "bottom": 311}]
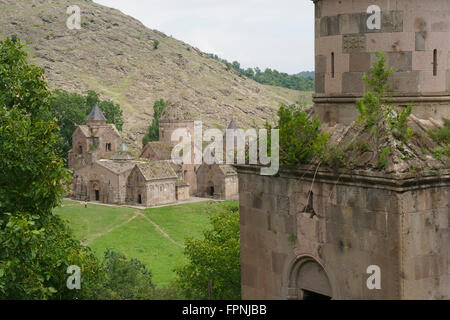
[
  {"left": 176, "top": 184, "right": 190, "bottom": 201},
  {"left": 237, "top": 165, "right": 450, "bottom": 299},
  {"left": 73, "top": 163, "right": 131, "bottom": 204},
  {"left": 313, "top": 0, "right": 450, "bottom": 123}
]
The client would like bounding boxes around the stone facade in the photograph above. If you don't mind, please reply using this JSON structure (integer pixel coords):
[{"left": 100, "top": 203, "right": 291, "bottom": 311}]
[
  {"left": 196, "top": 164, "right": 239, "bottom": 200},
  {"left": 69, "top": 106, "right": 187, "bottom": 207},
  {"left": 141, "top": 113, "right": 239, "bottom": 200},
  {"left": 312, "top": 0, "right": 450, "bottom": 124},
  {"left": 237, "top": 165, "right": 450, "bottom": 299},
  {"left": 126, "top": 161, "right": 177, "bottom": 207}
]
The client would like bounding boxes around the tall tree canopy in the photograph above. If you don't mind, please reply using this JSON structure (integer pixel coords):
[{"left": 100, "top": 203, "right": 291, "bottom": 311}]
[
  {"left": 50, "top": 89, "right": 124, "bottom": 160},
  {"left": 0, "top": 37, "right": 104, "bottom": 299},
  {"left": 142, "top": 99, "right": 168, "bottom": 147}
]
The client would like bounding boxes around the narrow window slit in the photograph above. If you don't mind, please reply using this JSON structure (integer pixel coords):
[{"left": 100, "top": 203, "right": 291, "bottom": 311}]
[
  {"left": 433, "top": 49, "right": 437, "bottom": 76},
  {"left": 331, "top": 52, "right": 335, "bottom": 78}
]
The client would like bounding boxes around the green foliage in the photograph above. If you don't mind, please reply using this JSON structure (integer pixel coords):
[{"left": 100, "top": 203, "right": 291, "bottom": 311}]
[
  {"left": 433, "top": 145, "right": 450, "bottom": 162},
  {"left": 0, "top": 37, "right": 105, "bottom": 299},
  {"left": 100, "top": 249, "right": 155, "bottom": 300},
  {"left": 325, "top": 145, "right": 346, "bottom": 169},
  {"left": 378, "top": 147, "right": 391, "bottom": 169},
  {"left": 49, "top": 89, "right": 124, "bottom": 160},
  {"left": 356, "top": 51, "right": 413, "bottom": 162},
  {"left": 0, "top": 37, "right": 52, "bottom": 121},
  {"left": 429, "top": 118, "right": 450, "bottom": 144},
  {"left": 206, "top": 53, "right": 314, "bottom": 91},
  {"left": 175, "top": 203, "right": 241, "bottom": 300},
  {"left": 387, "top": 104, "right": 413, "bottom": 143},
  {"left": 142, "top": 99, "right": 168, "bottom": 147},
  {"left": 153, "top": 40, "right": 160, "bottom": 50},
  {"left": 276, "top": 104, "right": 329, "bottom": 166}
]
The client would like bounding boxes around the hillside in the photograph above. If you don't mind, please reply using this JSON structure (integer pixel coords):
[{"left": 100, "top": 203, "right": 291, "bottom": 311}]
[{"left": 0, "top": 0, "right": 305, "bottom": 148}]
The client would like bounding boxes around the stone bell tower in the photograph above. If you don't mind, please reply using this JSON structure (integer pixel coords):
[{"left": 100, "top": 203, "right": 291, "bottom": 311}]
[{"left": 312, "top": 0, "right": 450, "bottom": 124}]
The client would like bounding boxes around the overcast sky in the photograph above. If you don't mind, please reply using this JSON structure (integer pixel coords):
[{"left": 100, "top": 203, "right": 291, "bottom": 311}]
[{"left": 94, "top": 0, "right": 315, "bottom": 74}]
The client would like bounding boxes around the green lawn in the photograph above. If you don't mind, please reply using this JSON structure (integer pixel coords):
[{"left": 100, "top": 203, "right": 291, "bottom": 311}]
[{"left": 54, "top": 199, "right": 237, "bottom": 286}]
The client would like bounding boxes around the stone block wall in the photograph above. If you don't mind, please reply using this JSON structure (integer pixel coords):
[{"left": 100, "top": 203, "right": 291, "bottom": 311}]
[
  {"left": 237, "top": 165, "right": 450, "bottom": 299},
  {"left": 313, "top": 0, "right": 450, "bottom": 123}
]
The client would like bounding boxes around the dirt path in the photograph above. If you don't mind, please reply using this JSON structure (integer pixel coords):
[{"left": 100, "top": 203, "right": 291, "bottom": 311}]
[
  {"left": 83, "top": 212, "right": 140, "bottom": 246},
  {"left": 82, "top": 210, "right": 184, "bottom": 249},
  {"left": 137, "top": 212, "right": 184, "bottom": 248}
]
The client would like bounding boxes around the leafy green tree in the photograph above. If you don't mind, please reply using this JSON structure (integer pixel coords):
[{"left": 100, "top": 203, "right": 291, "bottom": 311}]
[
  {"left": 175, "top": 203, "right": 241, "bottom": 300},
  {"left": 49, "top": 89, "right": 124, "bottom": 160},
  {"left": 50, "top": 89, "right": 86, "bottom": 159},
  {"left": 205, "top": 54, "right": 314, "bottom": 91},
  {"left": 142, "top": 99, "right": 168, "bottom": 147},
  {"left": 0, "top": 37, "right": 104, "bottom": 299},
  {"left": 84, "top": 90, "right": 124, "bottom": 131},
  {"left": 100, "top": 249, "right": 155, "bottom": 300},
  {"left": 356, "top": 51, "right": 413, "bottom": 164},
  {"left": 276, "top": 104, "right": 329, "bottom": 166}
]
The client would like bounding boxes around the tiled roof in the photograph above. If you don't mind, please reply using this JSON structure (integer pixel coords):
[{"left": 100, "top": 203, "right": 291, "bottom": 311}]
[
  {"left": 141, "top": 141, "right": 173, "bottom": 160},
  {"left": 109, "top": 151, "right": 136, "bottom": 161},
  {"left": 96, "top": 159, "right": 137, "bottom": 174},
  {"left": 218, "top": 164, "right": 237, "bottom": 176},
  {"left": 87, "top": 105, "right": 107, "bottom": 121},
  {"left": 136, "top": 160, "right": 178, "bottom": 181}
]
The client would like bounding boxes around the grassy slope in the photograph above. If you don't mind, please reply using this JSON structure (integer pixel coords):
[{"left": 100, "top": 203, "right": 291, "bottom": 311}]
[{"left": 55, "top": 200, "right": 237, "bottom": 286}]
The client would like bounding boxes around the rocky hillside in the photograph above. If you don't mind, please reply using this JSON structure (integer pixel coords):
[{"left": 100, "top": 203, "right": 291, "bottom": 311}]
[{"left": 0, "top": 0, "right": 305, "bottom": 147}]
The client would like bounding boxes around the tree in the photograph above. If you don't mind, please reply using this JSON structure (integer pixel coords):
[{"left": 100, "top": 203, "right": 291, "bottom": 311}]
[
  {"left": 84, "top": 90, "right": 124, "bottom": 131},
  {"left": 142, "top": 99, "right": 168, "bottom": 147},
  {"left": 175, "top": 203, "right": 241, "bottom": 300},
  {"left": 276, "top": 104, "right": 329, "bottom": 166},
  {"left": 0, "top": 37, "right": 104, "bottom": 299},
  {"left": 356, "top": 51, "right": 412, "bottom": 164},
  {"left": 49, "top": 89, "right": 124, "bottom": 160},
  {"left": 100, "top": 249, "right": 155, "bottom": 300}
]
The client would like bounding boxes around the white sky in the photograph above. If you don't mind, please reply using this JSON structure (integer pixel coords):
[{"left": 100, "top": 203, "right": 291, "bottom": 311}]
[{"left": 94, "top": 0, "right": 315, "bottom": 74}]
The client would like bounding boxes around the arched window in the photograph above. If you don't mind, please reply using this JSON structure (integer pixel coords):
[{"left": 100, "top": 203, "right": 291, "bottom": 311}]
[
  {"left": 433, "top": 49, "right": 437, "bottom": 76},
  {"left": 78, "top": 145, "right": 83, "bottom": 154},
  {"left": 331, "top": 52, "right": 335, "bottom": 78}
]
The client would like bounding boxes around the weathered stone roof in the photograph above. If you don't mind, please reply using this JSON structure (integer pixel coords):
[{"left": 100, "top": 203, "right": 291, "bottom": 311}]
[
  {"left": 176, "top": 179, "right": 189, "bottom": 187},
  {"left": 77, "top": 124, "right": 121, "bottom": 138},
  {"left": 87, "top": 105, "right": 107, "bottom": 121},
  {"left": 322, "top": 114, "right": 449, "bottom": 174},
  {"left": 96, "top": 159, "right": 137, "bottom": 174},
  {"left": 159, "top": 103, "right": 193, "bottom": 121},
  {"left": 218, "top": 164, "right": 237, "bottom": 176},
  {"left": 227, "top": 119, "right": 238, "bottom": 130},
  {"left": 109, "top": 151, "right": 136, "bottom": 161},
  {"left": 141, "top": 141, "right": 173, "bottom": 160},
  {"left": 135, "top": 160, "right": 178, "bottom": 181}
]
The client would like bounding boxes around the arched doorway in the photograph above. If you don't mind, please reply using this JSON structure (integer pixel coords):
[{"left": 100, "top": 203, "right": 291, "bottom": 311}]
[
  {"left": 207, "top": 181, "right": 214, "bottom": 197},
  {"left": 138, "top": 194, "right": 142, "bottom": 204},
  {"left": 90, "top": 181, "right": 101, "bottom": 202},
  {"left": 287, "top": 257, "right": 332, "bottom": 300}
]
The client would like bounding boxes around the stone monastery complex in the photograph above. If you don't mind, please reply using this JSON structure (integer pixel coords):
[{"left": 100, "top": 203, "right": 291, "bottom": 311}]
[{"left": 68, "top": 105, "right": 238, "bottom": 207}]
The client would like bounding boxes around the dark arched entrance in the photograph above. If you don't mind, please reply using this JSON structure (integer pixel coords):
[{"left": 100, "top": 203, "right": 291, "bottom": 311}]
[
  {"left": 287, "top": 257, "right": 332, "bottom": 300},
  {"left": 207, "top": 181, "right": 214, "bottom": 197}
]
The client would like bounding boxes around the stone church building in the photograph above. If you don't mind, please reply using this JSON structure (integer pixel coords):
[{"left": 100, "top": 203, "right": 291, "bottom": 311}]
[
  {"left": 69, "top": 104, "right": 239, "bottom": 207},
  {"left": 238, "top": 0, "right": 450, "bottom": 300}
]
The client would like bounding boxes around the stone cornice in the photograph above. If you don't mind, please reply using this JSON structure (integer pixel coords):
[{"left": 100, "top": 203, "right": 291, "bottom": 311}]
[
  {"left": 235, "top": 164, "right": 450, "bottom": 193},
  {"left": 313, "top": 93, "right": 450, "bottom": 104}
]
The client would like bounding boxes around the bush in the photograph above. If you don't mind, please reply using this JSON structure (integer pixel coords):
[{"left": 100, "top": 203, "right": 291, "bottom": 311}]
[
  {"left": 277, "top": 104, "right": 329, "bottom": 166},
  {"left": 174, "top": 203, "right": 240, "bottom": 300}
]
